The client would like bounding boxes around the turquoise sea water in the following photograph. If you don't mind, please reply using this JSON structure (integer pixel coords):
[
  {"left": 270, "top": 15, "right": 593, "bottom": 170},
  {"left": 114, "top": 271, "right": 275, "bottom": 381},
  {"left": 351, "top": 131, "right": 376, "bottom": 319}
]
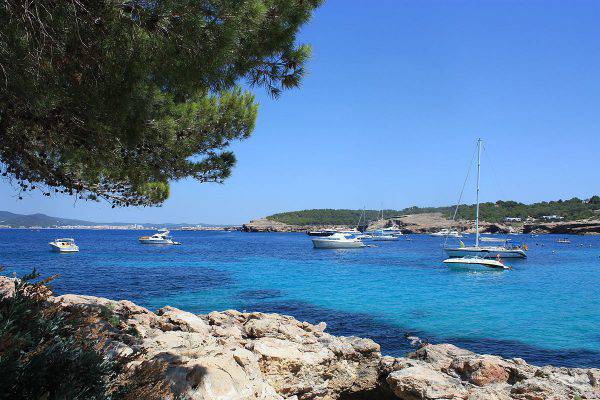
[{"left": 1, "top": 229, "right": 599, "bottom": 367}]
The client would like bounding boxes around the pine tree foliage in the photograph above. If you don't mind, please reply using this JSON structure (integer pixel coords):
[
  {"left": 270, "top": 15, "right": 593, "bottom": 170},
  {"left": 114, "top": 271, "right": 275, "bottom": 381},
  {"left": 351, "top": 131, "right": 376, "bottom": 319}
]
[{"left": 0, "top": 0, "right": 322, "bottom": 206}]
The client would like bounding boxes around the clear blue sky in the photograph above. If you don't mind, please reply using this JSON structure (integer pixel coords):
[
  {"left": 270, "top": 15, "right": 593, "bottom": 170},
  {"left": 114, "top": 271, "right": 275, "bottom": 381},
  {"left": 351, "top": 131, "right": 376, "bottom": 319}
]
[{"left": 1, "top": 0, "right": 599, "bottom": 224}]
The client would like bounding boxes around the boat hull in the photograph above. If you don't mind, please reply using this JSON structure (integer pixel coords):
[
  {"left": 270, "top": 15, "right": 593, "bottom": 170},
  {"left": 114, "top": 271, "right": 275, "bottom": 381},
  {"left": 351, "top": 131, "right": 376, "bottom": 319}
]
[
  {"left": 443, "top": 258, "right": 509, "bottom": 270},
  {"left": 445, "top": 247, "right": 526, "bottom": 259},
  {"left": 307, "top": 231, "right": 335, "bottom": 237},
  {"left": 371, "top": 236, "right": 398, "bottom": 241},
  {"left": 311, "top": 239, "right": 365, "bottom": 249},
  {"left": 139, "top": 238, "right": 175, "bottom": 244},
  {"left": 49, "top": 244, "right": 79, "bottom": 253}
]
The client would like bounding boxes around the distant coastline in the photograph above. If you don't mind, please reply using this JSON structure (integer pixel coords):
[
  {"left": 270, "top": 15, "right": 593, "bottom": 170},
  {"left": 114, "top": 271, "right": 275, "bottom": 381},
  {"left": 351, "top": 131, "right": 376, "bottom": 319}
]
[
  {"left": 0, "top": 225, "right": 237, "bottom": 231},
  {"left": 242, "top": 212, "right": 600, "bottom": 235},
  {"left": 0, "top": 210, "right": 237, "bottom": 230}
]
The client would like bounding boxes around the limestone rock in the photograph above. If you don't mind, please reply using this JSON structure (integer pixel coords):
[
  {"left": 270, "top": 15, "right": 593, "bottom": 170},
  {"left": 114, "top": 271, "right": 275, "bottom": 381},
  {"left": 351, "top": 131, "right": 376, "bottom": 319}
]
[
  {"left": 1, "top": 276, "right": 599, "bottom": 400},
  {"left": 386, "top": 363, "right": 467, "bottom": 399}
]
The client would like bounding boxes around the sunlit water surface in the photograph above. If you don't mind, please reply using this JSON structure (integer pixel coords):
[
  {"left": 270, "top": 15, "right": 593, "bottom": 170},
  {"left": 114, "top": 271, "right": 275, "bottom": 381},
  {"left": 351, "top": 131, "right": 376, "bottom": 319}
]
[{"left": 1, "top": 229, "right": 599, "bottom": 367}]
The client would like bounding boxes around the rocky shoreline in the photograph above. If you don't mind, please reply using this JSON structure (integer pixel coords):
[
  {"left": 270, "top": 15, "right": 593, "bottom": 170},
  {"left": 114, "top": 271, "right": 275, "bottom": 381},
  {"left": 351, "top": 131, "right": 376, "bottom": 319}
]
[
  {"left": 242, "top": 213, "right": 600, "bottom": 235},
  {"left": 2, "top": 276, "right": 598, "bottom": 399}
]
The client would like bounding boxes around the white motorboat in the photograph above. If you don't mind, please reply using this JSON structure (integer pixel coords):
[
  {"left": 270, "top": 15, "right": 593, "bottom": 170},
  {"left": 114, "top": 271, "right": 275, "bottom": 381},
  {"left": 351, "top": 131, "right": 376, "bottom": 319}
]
[
  {"left": 138, "top": 229, "right": 181, "bottom": 245},
  {"left": 372, "top": 207, "right": 403, "bottom": 237},
  {"left": 371, "top": 230, "right": 399, "bottom": 241},
  {"left": 339, "top": 228, "right": 362, "bottom": 235},
  {"left": 443, "top": 256, "right": 510, "bottom": 270},
  {"left": 49, "top": 238, "right": 79, "bottom": 253},
  {"left": 444, "top": 139, "right": 527, "bottom": 260},
  {"left": 380, "top": 226, "right": 403, "bottom": 236},
  {"left": 430, "top": 229, "right": 462, "bottom": 238},
  {"left": 312, "top": 233, "right": 365, "bottom": 249}
]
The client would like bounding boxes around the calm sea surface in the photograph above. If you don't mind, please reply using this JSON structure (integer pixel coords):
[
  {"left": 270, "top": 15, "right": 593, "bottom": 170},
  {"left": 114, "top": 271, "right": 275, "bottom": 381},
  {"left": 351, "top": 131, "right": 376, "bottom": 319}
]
[{"left": 1, "top": 229, "right": 599, "bottom": 367}]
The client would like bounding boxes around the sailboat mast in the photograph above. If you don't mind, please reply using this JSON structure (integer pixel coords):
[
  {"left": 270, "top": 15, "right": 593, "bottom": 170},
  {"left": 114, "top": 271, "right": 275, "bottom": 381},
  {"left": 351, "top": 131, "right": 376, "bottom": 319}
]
[{"left": 475, "top": 138, "right": 482, "bottom": 247}]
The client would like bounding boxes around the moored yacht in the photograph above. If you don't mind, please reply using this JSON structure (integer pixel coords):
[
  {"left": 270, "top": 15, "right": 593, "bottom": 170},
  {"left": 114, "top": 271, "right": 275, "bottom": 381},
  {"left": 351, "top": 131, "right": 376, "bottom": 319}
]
[
  {"left": 312, "top": 233, "right": 365, "bottom": 249},
  {"left": 380, "top": 226, "right": 403, "bottom": 236},
  {"left": 445, "top": 242, "right": 526, "bottom": 258},
  {"left": 444, "top": 139, "right": 527, "bottom": 261},
  {"left": 49, "top": 238, "right": 79, "bottom": 253},
  {"left": 138, "top": 229, "right": 181, "bottom": 245},
  {"left": 430, "top": 229, "right": 462, "bottom": 238},
  {"left": 371, "top": 229, "right": 399, "bottom": 241}
]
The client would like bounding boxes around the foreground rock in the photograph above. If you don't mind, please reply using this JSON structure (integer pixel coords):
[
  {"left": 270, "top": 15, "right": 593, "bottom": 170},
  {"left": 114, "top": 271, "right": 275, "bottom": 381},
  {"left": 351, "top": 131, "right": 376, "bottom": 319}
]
[{"left": 1, "top": 276, "right": 598, "bottom": 399}]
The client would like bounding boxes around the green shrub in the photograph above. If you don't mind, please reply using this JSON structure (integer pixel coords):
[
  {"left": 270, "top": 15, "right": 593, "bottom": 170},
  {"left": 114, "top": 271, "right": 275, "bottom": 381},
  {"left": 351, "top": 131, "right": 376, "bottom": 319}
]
[{"left": 0, "top": 269, "right": 175, "bottom": 400}]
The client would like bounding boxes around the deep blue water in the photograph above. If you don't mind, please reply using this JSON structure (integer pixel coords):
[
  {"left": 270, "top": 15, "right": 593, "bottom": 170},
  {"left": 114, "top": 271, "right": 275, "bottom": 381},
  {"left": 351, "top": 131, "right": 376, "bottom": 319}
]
[{"left": 1, "top": 229, "right": 599, "bottom": 368}]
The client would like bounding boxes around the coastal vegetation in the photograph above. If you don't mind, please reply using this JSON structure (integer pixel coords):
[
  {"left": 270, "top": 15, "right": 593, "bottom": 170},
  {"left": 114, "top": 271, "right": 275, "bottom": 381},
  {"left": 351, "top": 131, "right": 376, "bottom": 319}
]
[
  {"left": 0, "top": 0, "right": 322, "bottom": 207},
  {"left": 266, "top": 196, "right": 600, "bottom": 225}
]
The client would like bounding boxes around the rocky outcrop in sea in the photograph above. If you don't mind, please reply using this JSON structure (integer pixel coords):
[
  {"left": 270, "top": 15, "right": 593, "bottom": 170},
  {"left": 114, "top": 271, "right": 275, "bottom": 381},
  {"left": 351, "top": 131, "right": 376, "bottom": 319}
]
[{"left": 1, "top": 275, "right": 598, "bottom": 399}]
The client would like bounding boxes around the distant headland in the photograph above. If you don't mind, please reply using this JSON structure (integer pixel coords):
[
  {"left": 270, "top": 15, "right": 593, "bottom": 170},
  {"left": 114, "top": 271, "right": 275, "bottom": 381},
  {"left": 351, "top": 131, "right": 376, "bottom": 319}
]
[{"left": 243, "top": 196, "right": 600, "bottom": 235}]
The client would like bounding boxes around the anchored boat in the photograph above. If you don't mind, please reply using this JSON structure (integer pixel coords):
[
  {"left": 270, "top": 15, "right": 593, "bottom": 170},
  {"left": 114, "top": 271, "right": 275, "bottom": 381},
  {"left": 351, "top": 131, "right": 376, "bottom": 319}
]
[
  {"left": 446, "top": 237, "right": 527, "bottom": 258},
  {"left": 49, "top": 238, "right": 79, "bottom": 253},
  {"left": 443, "top": 256, "right": 510, "bottom": 270},
  {"left": 430, "top": 229, "right": 462, "bottom": 238},
  {"left": 444, "top": 139, "right": 527, "bottom": 260},
  {"left": 371, "top": 229, "right": 399, "bottom": 241},
  {"left": 312, "top": 233, "right": 365, "bottom": 249},
  {"left": 138, "top": 229, "right": 181, "bottom": 245}
]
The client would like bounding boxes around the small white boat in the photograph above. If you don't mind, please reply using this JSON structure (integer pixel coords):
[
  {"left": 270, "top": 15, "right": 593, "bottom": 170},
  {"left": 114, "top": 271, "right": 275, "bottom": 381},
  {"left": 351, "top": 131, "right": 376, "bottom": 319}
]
[
  {"left": 371, "top": 230, "right": 399, "bottom": 241},
  {"left": 380, "top": 226, "right": 403, "bottom": 236},
  {"left": 49, "top": 238, "right": 79, "bottom": 253},
  {"left": 312, "top": 233, "right": 365, "bottom": 249},
  {"left": 138, "top": 229, "right": 181, "bottom": 245},
  {"left": 443, "top": 257, "right": 510, "bottom": 270},
  {"left": 338, "top": 228, "right": 362, "bottom": 235},
  {"left": 430, "top": 229, "right": 462, "bottom": 238},
  {"left": 557, "top": 238, "right": 571, "bottom": 244}
]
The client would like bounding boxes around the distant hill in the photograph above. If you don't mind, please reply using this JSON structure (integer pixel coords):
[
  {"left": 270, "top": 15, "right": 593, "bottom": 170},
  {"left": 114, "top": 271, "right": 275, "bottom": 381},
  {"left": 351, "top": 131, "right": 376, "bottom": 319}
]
[
  {"left": 0, "top": 211, "right": 98, "bottom": 228},
  {"left": 266, "top": 196, "right": 600, "bottom": 226},
  {"left": 0, "top": 211, "right": 220, "bottom": 228}
]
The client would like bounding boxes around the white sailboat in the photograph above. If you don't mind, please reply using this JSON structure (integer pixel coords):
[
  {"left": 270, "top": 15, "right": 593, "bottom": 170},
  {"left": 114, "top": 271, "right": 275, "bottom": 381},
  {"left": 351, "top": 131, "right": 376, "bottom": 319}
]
[{"left": 444, "top": 139, "right": 526, "bottom": 264}]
